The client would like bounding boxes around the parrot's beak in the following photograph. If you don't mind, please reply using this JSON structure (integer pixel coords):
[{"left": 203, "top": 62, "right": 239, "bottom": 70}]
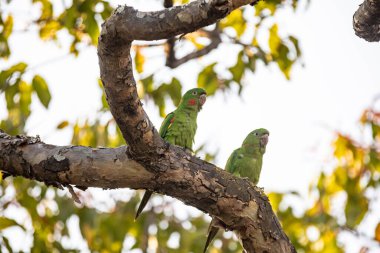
[
  {"left": 199, "top": 93, "right": 207, "bottom": 107},
  {"left": 260, "top": 133, "right": 269, "bottom": 146}
]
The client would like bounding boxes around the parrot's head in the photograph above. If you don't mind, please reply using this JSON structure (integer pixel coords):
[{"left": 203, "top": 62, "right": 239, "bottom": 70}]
[
  {"left": 243, "top": 128, "right": 270, "bottom": 154},
  {"left": 181, "top": 88, "right": 207, "bottom": 111}
]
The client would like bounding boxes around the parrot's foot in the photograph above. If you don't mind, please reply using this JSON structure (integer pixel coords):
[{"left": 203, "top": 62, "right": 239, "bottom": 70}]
[
  {"left": 183, "top": 147, "right": 193, "bottom": 155},
  {"left": 257, "top": 186, "right": 265, "bottom": 195}
]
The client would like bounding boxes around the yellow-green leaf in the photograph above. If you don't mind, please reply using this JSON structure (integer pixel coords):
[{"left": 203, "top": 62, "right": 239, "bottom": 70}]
[
  {"left": 57, "top": 121, "right": 69, "bottom": 129},
  {"left": 197, "top": 63, "right": 219, "bottom": 95},
  {"left": 229, "top": 50, "right": 245, "bottom": 83},
  {"left": 39, "top": 20, "right": 60, "bottom": 40},
  {"left": 32, "top": 75, "right": 51, "bottom": 108},
  {"left": 220, "top": 9, "right": 247, "bottom": 38},
  {"left": 135, "top": 47, "right": 145, "bottom": 74},
  {"left": 0, "top": 217, "right": 22, "bottom": 230},
  {"left": 269, "top": 24, "right": 281, "bottom": 56},
  {"left": 3, "top": 15, "right": 13, "bottom": 39}
]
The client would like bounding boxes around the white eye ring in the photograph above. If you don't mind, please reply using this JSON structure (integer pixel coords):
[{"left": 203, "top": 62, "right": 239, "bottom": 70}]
[
  {"left": 254, "top": 132, "right": 258, "bottom": 136},
  {"left": 192, "top": 91, "right": 197, "bottom": 95}
]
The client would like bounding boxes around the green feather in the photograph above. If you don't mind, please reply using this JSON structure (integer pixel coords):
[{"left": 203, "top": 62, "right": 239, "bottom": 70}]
[
  {"left": 203, "top": 128, "right": 269, "bottom": 252},
  {"left": 135, "top": 88, "right": 207, "bottom": 220}
]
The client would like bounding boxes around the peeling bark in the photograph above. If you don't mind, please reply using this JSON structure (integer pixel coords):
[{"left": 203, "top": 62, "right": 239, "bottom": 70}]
[
  {"left": 0, "top": 131, "right": 295, "bottom": 252},
  {"left": 353, "top": 0, "right": 380, "bottom": 42},
  {"left": 0, "top": 0, "right": 297, "bottom": 252}
]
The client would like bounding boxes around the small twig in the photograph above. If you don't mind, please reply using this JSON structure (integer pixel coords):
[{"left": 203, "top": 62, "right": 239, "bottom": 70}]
[
  {"left": 166, "top": 26, "right": 222, "bottom": 68},
  {"left": 67, "top": 184, "right": 81, "bottom": 204},
  {"left": 339, "top": 225, "right": 380, "bottom": 246}
]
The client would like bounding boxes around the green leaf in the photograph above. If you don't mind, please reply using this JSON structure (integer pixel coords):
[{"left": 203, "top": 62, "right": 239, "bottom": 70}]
[
  {"left": 3, "top": 15, "right": 13, "bottom": 39},
  {"left": 33, "top": 0, "right": 53, "bottom": 20},
  {"left": 269, "top": 24, "right": 281, "bottom": 56},
  {"left": 32, "top": 75, "right": 51, "bottom": 108},
  {"left": 289, "top": 35, "right": 301, "bottom": 57},
  {"left": 4, "top": 83, "right": 19, "bottom": 110},
  {"left": 0, "top": 62, "right": 28, "bottom": 90},
  {"left": 0, "top": 217, "right": 22, "bottom": 230},
  {"left": 229, "top": 50, "right": 245, "bottom": 83},
  {"left": 167, "top": 77, "right": 182, "bottom": 106},
  {"left": 140, "top": 74, "right": 154, "bottom": 94},
  {"left": 134, "top": 47, "right": 145, "bottom": 74},
  {"left": 98, "top": 79, "right": 109, "bottom": 110},
  {"left": 197, "top": 63, "right": 219, "bottom": 95},
  {"left": 19, "top": 81, "right": 33, "bottom": 116},
  {"left": 345, "top": 194, "right": 368, "bottom": 228},
  {"left": 154, "top": 77, "right": 182, "bottom": 116},
  {"left": 84, "top": 12, "right": 99, "bottom": 45},
  {"left": 277, "top": 44, "right": 293, "bottom": 80},
  {"left": 39, "top": 20, "right": 61, "bottom": 40},
  {"left": 344, "top": 178, "right": 368, "bottom": 228},
  {"left": 220, "top": 9, "right": 247, "bottom": 38}
]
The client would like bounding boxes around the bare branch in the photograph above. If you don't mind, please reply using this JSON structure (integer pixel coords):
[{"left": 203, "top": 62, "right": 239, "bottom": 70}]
[
  {"left": 166, "top": 27, "right": 222, "bottom": 68},
  {"left": 96, "top": 0, "right": 295, "bottom": 252},
  {"left": 353, "top": 0, "right": 380, "bottom": 42},
  {"left": 0, "top": 130, "right": 295, "bottom": 253},
  {"left": 0, "top": 0, "right": 295, "bottom": 252}
]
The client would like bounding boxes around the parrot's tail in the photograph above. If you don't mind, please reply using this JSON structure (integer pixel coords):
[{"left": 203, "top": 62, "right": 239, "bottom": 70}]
[
  {"left": 203, "top": 219, "right": 220, "bottom": 253},
  {"left": 135, "top": 190, "right": 153, "bottom": 220}
]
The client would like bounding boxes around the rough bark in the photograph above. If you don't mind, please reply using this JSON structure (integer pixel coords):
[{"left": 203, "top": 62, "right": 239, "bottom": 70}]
[
  {"left": 0, "top": 131, "right": 295, "bottom": 253},
  {"left": 353, "top": 0, "right": 380, "bottom": 42},
  {"left": 0, "top": 0, "right": 297, "bottom": 252}
]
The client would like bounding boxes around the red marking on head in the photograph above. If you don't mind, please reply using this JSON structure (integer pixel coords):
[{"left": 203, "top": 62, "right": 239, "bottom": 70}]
[
  {"left": 188, "top": 99, "right": 197, "bottom": 106},
  {"left": 170, "top": 117, "right": 175, "bottom": 123}
]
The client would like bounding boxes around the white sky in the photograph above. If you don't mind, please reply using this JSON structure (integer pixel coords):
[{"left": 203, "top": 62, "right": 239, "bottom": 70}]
[{"left": 1, "top": 0, "right": 380, "bottom": 252}]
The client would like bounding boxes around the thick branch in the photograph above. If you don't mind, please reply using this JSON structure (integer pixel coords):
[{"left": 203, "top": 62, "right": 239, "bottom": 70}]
[
  {"left": 102, "top": 0, "right": 255, "bottom": 42},
  {"left": 0, "top": 131, "right": 295, "bottom": 253},
  {"left": 0, "top": 132, "right": 152, "bottom": 189},
  {"left": 97, "top": 0, "right": 293, "bottom": 252},
  {"left": 353, "top": 0, "right": 380, "bottom": 42}
]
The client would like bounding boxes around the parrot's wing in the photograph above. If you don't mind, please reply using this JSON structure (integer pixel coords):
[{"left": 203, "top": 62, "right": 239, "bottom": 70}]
[
  {"left": 158, "top": 112, "right": 175, "bottom": 138},
  {"left": 225, "top": 149, "right": 240, "bottom": 175}
]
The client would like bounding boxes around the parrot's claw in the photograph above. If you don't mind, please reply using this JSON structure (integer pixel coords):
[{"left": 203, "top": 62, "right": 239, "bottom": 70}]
[
  {"left": 183, "top": 147, "right": 193, "bottom": 155},
  {"left": 257, "top": 187, "right": 265, "bottom": 194}
]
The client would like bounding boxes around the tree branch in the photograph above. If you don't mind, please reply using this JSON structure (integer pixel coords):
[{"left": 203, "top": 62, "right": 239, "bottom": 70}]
[
  {"left": 166, "top": 27, "right": 222, "bottom": 68},
  {"left": 0, "top": 131, "right": 295, "bottom": 252},
  {"left": 353, "top": 0, "right": 380, "bottom": 42},
  {"left": 99, "top": 0, "right": 295, "bottom": 251},
  {"left": 1, "top": 0, "right": 296, "bottom": 252}
]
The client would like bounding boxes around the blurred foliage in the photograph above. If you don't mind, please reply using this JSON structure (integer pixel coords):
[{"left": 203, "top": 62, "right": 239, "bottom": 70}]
[
  {"left": 0, "top": 62, "right": 51, "bottom": 135},
  {"left": 4, "top": 0, "right": 379, "bottom": 253},
  {"left": 2, "top": 107, "right": 379, "bottom": 252},
  {"left": 33, "top": 0, "right": 113, "bottom": 55},
  {"left": 267, "top": 108, "right": 380, "bottom": 253}
]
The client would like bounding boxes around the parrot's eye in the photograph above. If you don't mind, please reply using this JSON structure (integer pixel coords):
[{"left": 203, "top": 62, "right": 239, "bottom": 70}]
[
  {"left": 192, "top": 91, "right": 197, "bottom": 95},
  {"left": 254, "top": 132, "right": 258, "bottom": 136}
]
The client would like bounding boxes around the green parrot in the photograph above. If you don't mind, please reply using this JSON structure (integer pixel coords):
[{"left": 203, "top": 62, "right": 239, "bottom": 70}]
[
  {"left": 203, "top": 128, "right": 270, "bottom": 253},
  {"left": 135, "top": 87, "right": 207, "bottom": 220}
]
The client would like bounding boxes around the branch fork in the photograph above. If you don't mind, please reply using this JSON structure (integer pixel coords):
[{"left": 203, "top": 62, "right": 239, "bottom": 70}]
[{"left": 0, "top": 1, "right": 294, "bottom": 252}]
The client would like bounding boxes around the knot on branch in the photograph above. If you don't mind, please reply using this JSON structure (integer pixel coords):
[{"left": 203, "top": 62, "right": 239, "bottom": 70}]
[{"left": 353, "top": 0, "right": 380, "bottom": 42}]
